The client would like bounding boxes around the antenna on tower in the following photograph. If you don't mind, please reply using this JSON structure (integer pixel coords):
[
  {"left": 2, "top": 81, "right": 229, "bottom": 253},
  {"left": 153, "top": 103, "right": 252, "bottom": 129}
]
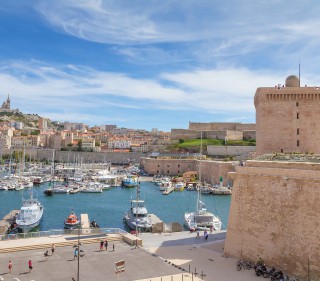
[{"left": 299, "top": 60, "right": 301, "bottom": 87}]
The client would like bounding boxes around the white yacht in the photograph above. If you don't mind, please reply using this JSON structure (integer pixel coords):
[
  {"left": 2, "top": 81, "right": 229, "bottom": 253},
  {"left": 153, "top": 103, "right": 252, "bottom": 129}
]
[
  {"left": 159, "top": 178, "right": 172, "bottom": 191},
  {"left": 124, "top": 199, "right": 152, "bottom": 232},
  {"left": 184, "top": 196, "right": 222, "bottom": 231},
  {"left": 184, "top": 132, "right": 222, "bottom": 231},
  {"left": 15, "top": 190, "right": 44, "bottom": 233}
]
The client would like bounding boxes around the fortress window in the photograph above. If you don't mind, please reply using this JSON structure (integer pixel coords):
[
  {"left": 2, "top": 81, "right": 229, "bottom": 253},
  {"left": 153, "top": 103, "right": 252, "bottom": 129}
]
[
  {"left": 167, "top": 170, "right": 169, "bottom": 174},
  {"left": 296, "top": 102, "right": 299, "bottom": 107},
  {"left": 281, "top": 149, "right": 283, "bottom": 153},
  {"left": 178, "top": 170, "right": 180, "bottom": 174},
  {"left": 297, "top": 140, "right": 300, "bottom": 147},
  {"left": 297, "top": 128, "right": 300, "bottom": 135},
  {"left": 297, "top": 112, "right": 299, "bottom": 119}
]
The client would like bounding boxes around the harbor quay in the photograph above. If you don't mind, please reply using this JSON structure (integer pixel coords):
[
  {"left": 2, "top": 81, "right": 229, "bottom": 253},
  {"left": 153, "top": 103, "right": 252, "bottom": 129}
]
[{"left": 0, "top": 231, "right": 259, "bottom": 281}]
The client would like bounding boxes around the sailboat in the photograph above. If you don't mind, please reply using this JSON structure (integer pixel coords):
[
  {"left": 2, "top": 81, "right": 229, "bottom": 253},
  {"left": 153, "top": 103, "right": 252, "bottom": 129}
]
[
  {"left": 44, "top": 150, "right": 55, "bottom": 196},
  {"left": 184, "top": 132, "right": 222, "bottom": 231}
]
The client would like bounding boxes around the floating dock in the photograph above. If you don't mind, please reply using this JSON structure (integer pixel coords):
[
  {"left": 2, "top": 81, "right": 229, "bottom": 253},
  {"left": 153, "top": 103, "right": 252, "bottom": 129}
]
[{"left": 211, "top": 186, "right": 232, "bottom": 195}]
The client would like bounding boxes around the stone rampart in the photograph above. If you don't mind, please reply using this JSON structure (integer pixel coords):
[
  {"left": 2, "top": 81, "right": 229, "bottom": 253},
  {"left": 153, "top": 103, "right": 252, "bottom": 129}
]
[
  {"left": 224, "top": 160, "right": 320, "bottom": 280},
  {"left": 2, "top": 149, "right": 146, "bottom": 164},
  {"left": 207, "top": 146, "right": 256, "bottom": 157}
]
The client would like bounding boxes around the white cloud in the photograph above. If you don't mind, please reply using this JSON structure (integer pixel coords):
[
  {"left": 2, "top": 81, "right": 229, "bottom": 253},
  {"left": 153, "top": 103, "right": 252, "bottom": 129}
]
[{"left": 0, "top": 60, "right": 289, "bottom": 123}]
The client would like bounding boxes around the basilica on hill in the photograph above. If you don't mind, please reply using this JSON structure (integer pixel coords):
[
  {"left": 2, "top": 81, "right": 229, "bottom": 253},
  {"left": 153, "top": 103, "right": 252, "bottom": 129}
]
[{"left": 0, "top": 94, "right": 19, "bottom": 113}]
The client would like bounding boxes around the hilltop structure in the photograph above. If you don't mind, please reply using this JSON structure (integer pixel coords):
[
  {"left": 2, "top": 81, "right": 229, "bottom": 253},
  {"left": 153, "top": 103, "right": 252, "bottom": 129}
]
[
  {"left": 0, "top": 94, "right": 19, "bottom": 113},
  {"left": 171, "top": 122, "right": 255, "bottom": 141}
]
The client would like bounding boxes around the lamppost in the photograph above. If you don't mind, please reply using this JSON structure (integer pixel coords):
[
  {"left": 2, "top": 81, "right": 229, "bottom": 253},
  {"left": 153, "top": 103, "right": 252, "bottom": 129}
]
[{"left": 76, "top": 223, "right": 84, "bottom": 281}]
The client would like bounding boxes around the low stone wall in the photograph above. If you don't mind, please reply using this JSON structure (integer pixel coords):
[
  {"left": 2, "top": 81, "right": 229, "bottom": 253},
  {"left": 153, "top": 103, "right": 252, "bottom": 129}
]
[
  {"left": 1, "top": 148, "right": 146, "bottom": 164},
  {"left": 121, "top": 233, "right": 143, "bottom": 247},
  {"left": 207, "top": 145, "right": 256, "bottom": 157}
]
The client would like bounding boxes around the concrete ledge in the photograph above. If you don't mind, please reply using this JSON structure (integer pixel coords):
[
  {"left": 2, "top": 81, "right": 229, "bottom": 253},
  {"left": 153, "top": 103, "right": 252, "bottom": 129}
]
[{"left": 121, "top": 233, "right": 142, "bottom": 246}]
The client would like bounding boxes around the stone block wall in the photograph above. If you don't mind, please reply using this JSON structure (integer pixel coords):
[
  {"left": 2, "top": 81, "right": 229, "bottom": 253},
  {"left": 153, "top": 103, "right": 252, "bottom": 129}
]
[
  {"left": 140, "top": 157, "right": 236, "bottom": 185},
  {"left": 224, "top": 160, "right": 320, "bottom": 280},
  {"left": 207, "top": 145, "right": 256, "bottom": 157}
]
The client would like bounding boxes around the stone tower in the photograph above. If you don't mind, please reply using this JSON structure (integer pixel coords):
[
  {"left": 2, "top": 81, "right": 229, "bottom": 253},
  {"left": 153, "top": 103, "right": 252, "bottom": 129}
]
[{"left": 254, "top": 75, "right": 320, "bottom": 155}]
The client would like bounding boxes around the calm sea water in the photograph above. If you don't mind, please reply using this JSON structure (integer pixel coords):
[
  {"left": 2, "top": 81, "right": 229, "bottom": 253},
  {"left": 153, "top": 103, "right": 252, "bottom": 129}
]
[{"left": 0, "top": 181, "right": 231, "bottom": 231}]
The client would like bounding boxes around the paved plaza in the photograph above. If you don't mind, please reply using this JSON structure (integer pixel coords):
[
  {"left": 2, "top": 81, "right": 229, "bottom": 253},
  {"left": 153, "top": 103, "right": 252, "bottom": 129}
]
[{"left": 0, "top": 231, "right": 260, "bottom": 281}]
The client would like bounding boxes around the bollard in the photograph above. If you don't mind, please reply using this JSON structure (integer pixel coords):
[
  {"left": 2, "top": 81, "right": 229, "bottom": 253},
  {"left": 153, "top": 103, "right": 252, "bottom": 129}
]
[
  {"left": 189, "top": 264, "right": 190, "bottom": 273},
  {"left": 201, "top": 271, "right": 204, "bottom": 280},
  {"left": 192, "top": 272, "right": 194, "bottom": 281},
  {"left": 194, "top": 267, "right": 197, "bottom": 276},
  {"left": 182, "top": 273, "right": 183, "bottom": 281}
]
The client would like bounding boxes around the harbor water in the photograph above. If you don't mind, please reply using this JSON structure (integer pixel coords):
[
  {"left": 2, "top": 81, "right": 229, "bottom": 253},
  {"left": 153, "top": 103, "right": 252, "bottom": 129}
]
[{"left": 0, "top": 180, "right": 231, "bottom": 231}]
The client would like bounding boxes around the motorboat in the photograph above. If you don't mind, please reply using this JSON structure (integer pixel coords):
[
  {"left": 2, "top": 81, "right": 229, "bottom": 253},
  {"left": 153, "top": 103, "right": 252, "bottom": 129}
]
[
  {"left": 15, "top": 190, "right": 44, "bottom": 233},
  {"left": 122, "top": 175, "right": 139, "bottom": 188},
  {"left": 174, "top": 181, "right": 185, "bottom": 191},
  {"left": 124, "top": 194, "right": 152, "bottom": 232},
  {"left": 159, "top": 179, "right": 172, "bottom": 191},
  {"left": 64, "top": 210, "right": 80, "bottom": 229}
]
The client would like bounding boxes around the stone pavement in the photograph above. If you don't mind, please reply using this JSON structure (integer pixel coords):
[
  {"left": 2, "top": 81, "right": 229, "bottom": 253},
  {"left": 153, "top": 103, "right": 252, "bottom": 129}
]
[{"left": 0, "top": 231, "right": 260, "bottom": 281}]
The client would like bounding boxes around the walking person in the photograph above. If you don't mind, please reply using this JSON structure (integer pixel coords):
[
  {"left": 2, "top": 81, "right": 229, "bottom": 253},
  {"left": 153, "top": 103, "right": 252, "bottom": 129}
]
[
  {"left": 74, "top": 247, "right": 78, "bottom": 260},
  {"left": 113, "top": 244, "right": 115, "bottom": 251},
  {"left": 196, "top": 229, "right": 200, "bottom": 239},
  {"left": 204, "top": 229, "right": 208, "bottom": 240},
  {"left": 44, "top": 250, "right": 49, "bottom": 261},
  {"left": 28, "top": 260, "right": 33, "bottom": 273},
  {"left": 99, "top": 240, "right": 104, "bottom": 251},
  {"left": 8, "top": 260, "right": 12, "bottom": 274},
  {"left": 104, "top": 240, "right": 108, "bottom": 251},
  {"left": 209, "top": 225, "right": 213, "bottom": 234},
  {"left": 51, "top": 244, "right": 55, "bottom": 255}
]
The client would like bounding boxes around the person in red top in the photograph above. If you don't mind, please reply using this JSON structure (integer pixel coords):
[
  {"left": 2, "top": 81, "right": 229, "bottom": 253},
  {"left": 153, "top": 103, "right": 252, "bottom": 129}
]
[
  {"left": 28, "top": 260, "right": 33, "bottom": 273},
  {"left": 8, "top": 260, "right": 12, "bottom": 273}
]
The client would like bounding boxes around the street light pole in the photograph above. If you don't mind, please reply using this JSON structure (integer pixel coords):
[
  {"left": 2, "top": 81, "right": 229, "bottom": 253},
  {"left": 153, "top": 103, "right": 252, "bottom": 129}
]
[
  {"left": 77, "top": 227, "right": 80, "bottom": 281},
  {"left": 77, "top": 223, "right": 83, "bottom": 281}
]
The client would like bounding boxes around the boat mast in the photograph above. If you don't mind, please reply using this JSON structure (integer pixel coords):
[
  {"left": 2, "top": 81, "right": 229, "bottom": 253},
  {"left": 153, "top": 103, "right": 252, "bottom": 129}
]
[
  {"left": 135, "top": 185, "right": 140, "bottom": 236},
  {"left": 197, "top": 131, "right": 203, "bottom": 212}
]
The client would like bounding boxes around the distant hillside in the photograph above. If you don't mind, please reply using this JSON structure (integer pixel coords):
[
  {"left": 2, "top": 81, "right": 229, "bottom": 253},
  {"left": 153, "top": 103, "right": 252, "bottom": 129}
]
[{"left": 0, "top": 111, "right": 63, "bottom": 131}]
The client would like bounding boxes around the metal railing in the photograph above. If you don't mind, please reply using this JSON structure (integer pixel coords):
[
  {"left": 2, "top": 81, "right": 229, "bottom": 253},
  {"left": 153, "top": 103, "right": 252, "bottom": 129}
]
[{"left": 0, "top": 227, "right": 127, "bottom": 241}]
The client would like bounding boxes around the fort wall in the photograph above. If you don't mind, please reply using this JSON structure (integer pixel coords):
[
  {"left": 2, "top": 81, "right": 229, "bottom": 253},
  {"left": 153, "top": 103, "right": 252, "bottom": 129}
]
[
  {"left": 224, "top": 160, "right": 320, "bottom": 280},
  {"left": 255, "top": 87, "right": 320, "bottom": 155},
  {"left": 207, "top": 145, "right": 256, "bottom": 157},
  {"left": 140, "top": 157, "right": 235, "bottom": 185}
]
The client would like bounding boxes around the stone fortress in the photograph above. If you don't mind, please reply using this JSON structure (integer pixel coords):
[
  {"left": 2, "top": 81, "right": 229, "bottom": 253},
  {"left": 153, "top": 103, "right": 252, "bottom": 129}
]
[{"left": 224, "top": 75, "right": 320, "bottom": 281}]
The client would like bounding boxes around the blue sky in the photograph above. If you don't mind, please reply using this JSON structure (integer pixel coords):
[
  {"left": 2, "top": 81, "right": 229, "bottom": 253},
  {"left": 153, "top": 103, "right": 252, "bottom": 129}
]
[{"left": 0, "top": 0, "right": 319, "bottom": 131}]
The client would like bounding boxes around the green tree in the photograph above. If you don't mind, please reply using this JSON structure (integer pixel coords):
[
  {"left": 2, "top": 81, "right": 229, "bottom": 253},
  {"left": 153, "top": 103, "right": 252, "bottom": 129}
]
[{"left": 77, "top": 140, "right": 83, "bottom": 151}]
